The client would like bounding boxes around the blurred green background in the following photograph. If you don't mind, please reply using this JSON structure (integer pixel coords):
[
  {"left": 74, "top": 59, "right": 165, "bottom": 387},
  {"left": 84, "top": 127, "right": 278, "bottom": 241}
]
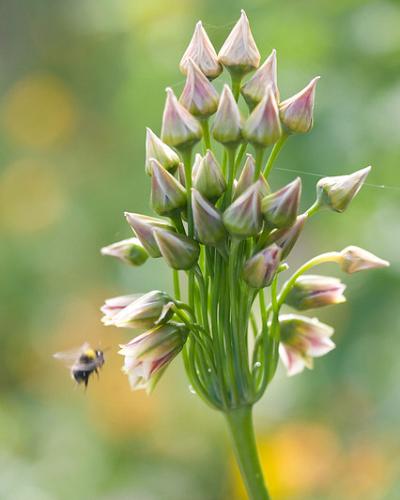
[{"left": 1, "top": 0, "right": 399, "bottom": 498}]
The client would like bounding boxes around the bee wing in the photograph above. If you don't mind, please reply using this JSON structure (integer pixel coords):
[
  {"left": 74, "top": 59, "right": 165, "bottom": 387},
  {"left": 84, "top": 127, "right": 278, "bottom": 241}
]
[{"left": 53, "top": 342, "right": 91, "bottom": 367}]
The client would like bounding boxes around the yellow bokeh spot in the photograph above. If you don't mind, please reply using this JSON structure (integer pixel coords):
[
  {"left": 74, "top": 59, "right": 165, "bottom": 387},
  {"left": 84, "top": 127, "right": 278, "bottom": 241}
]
[
  {"left": 0, "top": 158, "right": 65, "bottom": 233},
  {"left": 2, "top": 74, "right": 77, "bottom": 148}
]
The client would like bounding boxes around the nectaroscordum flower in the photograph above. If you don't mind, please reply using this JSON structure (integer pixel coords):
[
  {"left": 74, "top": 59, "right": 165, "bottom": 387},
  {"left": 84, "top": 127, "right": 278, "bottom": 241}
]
[
  {"left": 243, "top": 87, "right": 281, "bottom": 147},
  {"left": 241, "top": 49, "right": 279, "bottom": 109},
  {"left": 101, "top": 237, "right": 148, "bottom": 266},
  {"left": 284, "top": 275, "right": 346, "bottom": 310},
  {"left": 339, "top": 246, "right": 389, "bottom": 274},
  {"left": 223, "top": 183, "right": 262, "bottom": 237},
  {"left": 242, "top": 244, "right": 282, "bottom": 288},
  {"left": 261, "top": 177, "right": 301, "bottom": 229},
  {"left": 193, "top": 150, "right": 226, "bottom": 200},
  {"left": 212, "top": 84, "right": 242, "bottom": 145},
  {"left": 150, "top": 159, "right": 187, "bottom": 216},
  {"left": 145, "top": 128, "right": 180, "bottom": 175}
]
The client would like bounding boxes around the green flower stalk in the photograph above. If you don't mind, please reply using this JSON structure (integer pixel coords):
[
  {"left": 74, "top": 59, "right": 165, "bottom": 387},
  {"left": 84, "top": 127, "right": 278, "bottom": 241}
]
[{"left": 100, "top": 10, "right": 389, "bottom": 500}]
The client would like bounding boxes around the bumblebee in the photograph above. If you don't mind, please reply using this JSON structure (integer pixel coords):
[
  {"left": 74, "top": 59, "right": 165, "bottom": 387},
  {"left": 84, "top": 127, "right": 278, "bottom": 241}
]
[{"left": 54, "top": 343, "right": 105, "bottom": 387}]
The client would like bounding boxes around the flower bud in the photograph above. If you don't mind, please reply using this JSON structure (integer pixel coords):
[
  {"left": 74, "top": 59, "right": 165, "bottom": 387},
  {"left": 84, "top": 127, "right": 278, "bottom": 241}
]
[
  {"left": 192, "top": 188, "right": 226, "bottom": 246},
  {"left": 100, "top": 294, "right": 139, "bottom": 324},
  {"left": 125, "top": 212, "right": 175, "bottom": 258},
  {"left": 161, "top": 87, "right": 202, "bottom": 150},
  {"left": 223, "top": 182, "right": 263, "bottom": 238},
  {"left": 279, "top": 314, "right": 335, "bottom": 376},
  {"left": 261, "top": 177, "right": 301, "bottom": 229},
  {"left": 150, "top": 159, "right": 187, "bottom": 215},
  {"left": 212, "top": 84, "right": 242, "bottom": 146},
  {"left": 119, "top": 323, "right": 188, "bottom": 392},
  {"left": 218, "top": 10, "right": 260, "bottom": 77},
  {"left": 145, "top": 128, "right": 180, "bottom": 175},
  {"left": 241, "top": 49, "right": 279, "bottom": 109},
  {"left": 280, "top": 76, "right": 320, "bottom": 134},
  {"left": 103, "top": 290, "right": 172, "bottom": 329},
  {"left": 339, "top": 246, "right": 389, "bottom": 274},
  {"left": 316, "top": 166, "right": 371, "bottom": 213},
  {"left": 242, "top": 243, "right": 282, "bottom": 288},
  {"left": 284, "top": 275, "right": 346, "bottom": 310},
  {"left": 267, "top": 214, "right": 306, "bottom": 258},
  {"left": 153, "top": 228, "right": 200, "bottom": 270},
  {"left": 101, "top": 237, "right": 148, "bottom": 266},
  {"left": 234, "top": 154, "right": 255, "bottom": 200},
  {"left": 243, "top": 88, "right": 281, "bottom": 147},
  {"left": 179, "top": 59, "right": 219, "bottom": 118},
  {"left": 180, "top": 21, "right": 222, "bottom": 80},
  {"left": 193, "top": 150, "right": 226, "bottom": 200}
]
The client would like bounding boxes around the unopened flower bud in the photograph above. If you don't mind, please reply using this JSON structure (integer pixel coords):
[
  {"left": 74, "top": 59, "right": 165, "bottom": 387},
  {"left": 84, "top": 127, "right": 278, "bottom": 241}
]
[
  {"left": 150, "top": 159, "right": 187, "bottom": 215},
  {"left": 145, "top": 128, "right": 180, "bottom": 175},
  {"left": 153, "top": 228, "right": 200, "bottom": 270},
  {"left": 212, "top": 84, "right": 242, "bottom": 146},
  {"left": 180, "top": 21, "right": 222, "bottom": 80},
  {"left": 316, "top": 166, "right": 371, "bottom": 213},
  {"left": 103, "top": 290, "right": 172, "bottom": 329},
  {"left": 119, "top": 323, "right": 188, "bottom": 392},
  {"left": 161, "top": 87, "right": 202, "bottom": 150},
  {"left": 262, "top": 177, "right": 301, "bottom": 229},
  {"left": 280, "top": 76, "right": 320, "bottom": 134},
  {"left": 125, "top": 212, "right": 175, "bottom": 258},
  {"left": 267, "top": 214, "right": 306, "bottom": 258},
  {"left": 243, "top": 88, "right": 281, "bottom": 147},
  {"left": 218, "top": 10, "right": 260, "bottom": 77},
  {"left": 285, "top": 275, "right": 346, "bottom": 310},
  {"left": 242, "top": 243, "right": 282, "bottom": 288},
  {"left": 223, "top": 183, "right": 262, "bottom": 237},
  {"left": 241, "top": 49, "right": 279, "bottom": 109},
  {"left": 180, "top": 59, "right": 219, "bottom": 118},
  {"left": 101, "top": 237, "right": 148, "bottom": 266},
  {"left": 339, "top": 246, "right": 389, "bottom": 274},
  {"left": 193, "top": 150, "right": 226, "bottom": 200},
  {"left": 279, "top": 314, "right": 335, "bottom": 376},
  {"left": 192, "top": 189, "right": 226, "bottom": 246},
  {"left": 234, "top": 154, "right": 255, "bottom": 200}
]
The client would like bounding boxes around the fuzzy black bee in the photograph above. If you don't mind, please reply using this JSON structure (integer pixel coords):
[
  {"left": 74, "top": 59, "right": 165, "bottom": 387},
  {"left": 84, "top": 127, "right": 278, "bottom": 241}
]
[{"left": 54, "top": 343, "right": 105, "bottom": 387}]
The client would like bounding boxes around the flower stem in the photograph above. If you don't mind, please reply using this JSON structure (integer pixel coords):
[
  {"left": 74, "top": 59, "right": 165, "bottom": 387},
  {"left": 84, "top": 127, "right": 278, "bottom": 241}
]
[
  {"left": 263, "top": 133, "right": 288, "bottom": 178},
  {"left": 225, "top": 406, "right": 270, "bottom": 500}
]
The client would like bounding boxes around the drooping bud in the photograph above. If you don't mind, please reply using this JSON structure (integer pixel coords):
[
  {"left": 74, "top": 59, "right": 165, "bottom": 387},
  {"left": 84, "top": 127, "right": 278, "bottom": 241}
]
[
  {"left": 339, "top": 246, "right": 389, "bottom": 274},
  {"left": 192, "top": 189, "right": 226, "bottom": 246},
  {"left": 153, "top": 228, "right": 200, "bottom": 270},
  {"left": 100, "top": 294, "right": 139, "bottom": 325},
  {"left": 261, "top": 177, "right": 301, "bottom": 229},
  {"left": 145, "top": 128, "right": 180, "bottom": 175},
  {"left": 179, "top": 59, "right": 219, "bottom": 118},
  {"left": 101, "top": 237, "right": 148, "bottom": 266},
  {"left": 150, "top": 159, "right": 187, "bottom": 216},
  {"left": 212, "top": 84, "right": 242, "bottom": 146},
  {"left": 279, "top": 314, "right": 335, "bottom": 376},
  {"left": 284, "top": 275, "right": 346, "bottom": 310},
  {"left": 316, "top": 166, "right": 371, "bottom": 213},
  {"left": 241, "top": 49, "right": 279, "bottom": 109},
  {"left": 125, "top": 212, "right": 175, "bottom": 258},
  {"left": 280, "top": 76, "right": 320, "bottom": 134},
  {"left": 180, "top": 21, "right": 222, "bottom": 80},
  {"left": 243, "top": 88, "right": 281, "bottom": 147},
  {"left": 161, "top": 87, "right": 202, "bottom": 150},
  {"left": 242, "top": 243, "right": 282, "bottom": 288},
  {"left": 193, "top": 149, "right": 226, "bottom": 200},
  {"left": 218, "top": 10, "right": 260, "bottom": 77},
  {"left": 267, "top": 214, "right": 306, "bottom": 258},
  {"left": 223, "top": 183, "right": 263, "bottom": 238},
  {"left": 119, "top": 323, "right": 188, "bottom": 392},
  {"left": 103, "top": 290, "right": 172, "bottom": 329}
]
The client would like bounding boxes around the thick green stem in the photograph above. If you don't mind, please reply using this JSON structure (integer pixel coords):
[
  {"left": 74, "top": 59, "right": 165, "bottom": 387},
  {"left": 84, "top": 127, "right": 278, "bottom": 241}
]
[
  {"left": 225, "top": 406, "right": 270, "bottom": 500},
  {"left": 263, "top": 134, "right": 288, "bottom": 178},
  {"left": 201, "top": 119, "right": 211, "bottom": 151}
]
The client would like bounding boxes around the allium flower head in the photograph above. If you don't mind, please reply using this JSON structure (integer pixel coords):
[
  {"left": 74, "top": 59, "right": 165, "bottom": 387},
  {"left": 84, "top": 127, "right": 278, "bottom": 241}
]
[
  {"left": 180, "top": 21, "right": 222, "bottom": 80},
  {"left": 241, "top": 49, "right": 279, "bottom": 109},
  {"left": 242, "top": 244, "right": 282, "bottom": 288},
  {"left": 212, "top": 84, "right": 242, "bottom": 146},
  {"left": 223, "top": 183, "right": 262, "bottom": 238},
  {"left": 193, "top": 150, "right": 226, "bottom": 200},
  {"left": 145, "top": 128, "right": 180, "bottom": 175},
  {"left": 150, "top": 159, "right": 187, "bottom": 216},
  {"left": 284, "top": 275, "right": 346, "bottom": 310},
  {"left": 279, "top": 314, "right": 335, "bottom": 376},
  {"left": 339, "top": 246, "right": 389, "bottom": 274},
  {"left": 125, "top": 212, "right": 175, "bottom": 258},
  {"left": 101, "top": 237, "right": 148, "bottom": 266},
  {"left": 153, "top": 228, "right": 200, "bottom": 270},
  {"left": 280, "top": 76, "right": 320, "bottom": 134},
  {"left": 261, "top": 177, "right": 301, "bottom": 229},
  {"left": 218, "top": 10, "right": 260, "bottom": 76}
]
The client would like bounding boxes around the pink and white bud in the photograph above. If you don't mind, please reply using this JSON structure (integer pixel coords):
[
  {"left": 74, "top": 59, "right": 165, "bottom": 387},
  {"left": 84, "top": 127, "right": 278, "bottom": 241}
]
[
  {"left": 101, "top": 294, "right": 139, "bottom": 325},
  {"left": 125, "top": 212, "right": 175, "bottom": 258},
  {"left": 242, "top": 244, "right": 282, "bottom": 288},
  {"left": 223, "top": 182, "right": 263, "bottom": 238},
  {"left": 284, "top": 275, "right": 346, "bottom": 310},
  {"left": 261, "top": 177, "right": 302, "bottom": 229},
  {"left": 218, "top": 10, "right": 260, "bottom": 76},
  {"left": 280, "top": 76, "right": 320, "bottom": 134},
  {"left": 193, "top": 149, "right": 226, "bottom": 200},
  {"left": 243, "top": 87, "right": 281, "bottom": 147},
  {"left": 279, "top": 314, "right": 335, "bottom": 376},
  {"left": 153, "top": 228, "right": 200, "bottom": 270},
  {"left": 119, "top": 323, "right": 188, "bottom": 392},
  {"left": 161, "top": 87, "right": 202, "bottom": 150},
  {"left": 316, "top": 166, "right": 371, "bottom": 213},
  {"left": 339, "top": 246, "right": 389, "bottom": 274},
  {"left": 212, "top": 84, "right": 242, "bottom": 146},
  {"left": 101, "top": 237, "right": 148, "bottom": 267},
  {"left": 180, "top": 21, "right": 222, "bottom": 80},
  {"left": 179, "top": 59, "right": 219, "bottom": 118},
  {"left": 192, "top": 188, "right": 226, "bottom": 247},
  {"left": 145, "top": 128, "right": 180, "bottom": 175},
  {"left": 267, "top": 214, "right": 307, "bottom": 258},
  {"left": 241, "top": 49, "right": 279, "bottom": 109},
  {"left": 150, "top": 159, "right": 187, "bottom": 216},
  {"left": 234, "top": 154, "right": 256, "bottom": 200}
]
